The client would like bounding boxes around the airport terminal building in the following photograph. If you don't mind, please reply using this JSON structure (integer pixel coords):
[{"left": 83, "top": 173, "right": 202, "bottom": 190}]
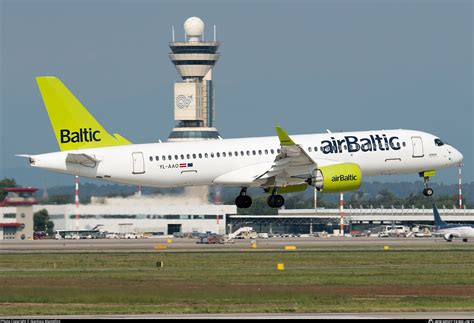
[
  {"left": 2, "top": 197, "right": 474, "bottom": 239},
  {"left": 0, "top": 194, "right": 234, "bottom": 238}
]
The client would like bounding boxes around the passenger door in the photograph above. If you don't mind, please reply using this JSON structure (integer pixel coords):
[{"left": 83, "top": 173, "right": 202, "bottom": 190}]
[
  {"left": 132, "top": 152, "right": 145, "bottom": 174},
  {"left": 411, "top": 137, "right": 424, "bottom": 158}
]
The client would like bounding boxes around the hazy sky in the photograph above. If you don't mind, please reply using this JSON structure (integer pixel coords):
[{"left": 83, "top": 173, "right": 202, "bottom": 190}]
[{"left": 0, "top": 0, "right": 472, "bottom": 187}]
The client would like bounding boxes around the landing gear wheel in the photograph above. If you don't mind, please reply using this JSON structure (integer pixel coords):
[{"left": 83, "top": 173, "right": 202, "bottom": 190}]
[
  {"left": 235, "top": 188, "right": 252, "bottom": 208},
  {"left": 423, "top": 188, "right": 434, "bottom": 197},
  {"left": 267, "top": 194, "right": 285, "bottom": 208}
]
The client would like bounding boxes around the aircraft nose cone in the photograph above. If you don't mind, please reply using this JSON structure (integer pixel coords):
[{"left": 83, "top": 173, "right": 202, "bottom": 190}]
[{"left": 451, "top": 147, "right": 463, "bottom": 165}]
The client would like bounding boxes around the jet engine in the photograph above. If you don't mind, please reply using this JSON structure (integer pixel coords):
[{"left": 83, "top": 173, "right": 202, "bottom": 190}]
[
  {"left": 309, "top": 163, "right": 362, "bottom": 193},
  {"left": 444, "top": 233, "right": 454, "bottom": 242}
]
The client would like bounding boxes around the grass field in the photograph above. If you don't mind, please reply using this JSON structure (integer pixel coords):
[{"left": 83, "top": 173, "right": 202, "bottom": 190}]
[{"left": 1, "top": 246, "right": 474, "bottom": 315}]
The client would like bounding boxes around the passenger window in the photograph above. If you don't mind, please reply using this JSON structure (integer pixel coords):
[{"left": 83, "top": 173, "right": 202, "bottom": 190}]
[
  {"left": 308, "top": 147, "right": 312, "bottom": 152},
  {"left": 210, "top": 152, "right": 214, "bottom": 158},
  {"left": 217, "top": 152, "right": 221, "bottom": 157},
  {"left": 168, "top": 155, "right": 172, "bottom": 160},
  {"left": 240, "top": 151, "right": 244, "bottom": 156},
  {"left": 252, "top": 150, "right": 256, "bottom": 155},
  {"left": 271, "top": 149, "right": 274, "bottom": 154},
  {"left": 181, "top": 154, "right": 184, "bottom": 160},
  {"left": 149, "top": 156, "right": 153, "bottom": 162},
  {"left": 258, "top": 150, "right": 262, "bottom": 155},
  {"left": 222, "top": 152, "right": 226, "bottom": 157},
  {"left": 314, "top": 147, "right": 318, "bottom": 152},
  {"left": 175, "top": 155, "right": 178, "bottom": 160},
  {"left": 265, "top": 149, "right": 268, "bottom": 155},
  {"left": 187, "top": 154, "right": 190, "bottom": 159},
  {"left": 246, "top": 151, "right": 250, "bottom": 156},
  {"left": 193, "top": 153, "right": 197, "bottom": 159},
  {"left": 277, "top": 149, "right": 281, "bottom": 153},
  {"left": 198, "top": 153, "right": 202, "bottom": 159},
  {"left": 205, "top": 153, "right": 208, "bottom": 158},
  {"left": 162, "top": 155, "right": 166, "bottom": 161}
]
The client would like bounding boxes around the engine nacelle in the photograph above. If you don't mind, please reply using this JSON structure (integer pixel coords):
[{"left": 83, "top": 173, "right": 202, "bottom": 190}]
[
  {"left": 444, "top": 233, "right": 454, "bottom": 242},
  {"left": 311, "top": 163, "right": 362, "bottom": 193}
]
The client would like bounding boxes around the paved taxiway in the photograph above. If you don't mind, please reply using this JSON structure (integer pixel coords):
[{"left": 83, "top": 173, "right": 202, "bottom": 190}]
[{"left": 0, "top": 236, "right": 471, "bottom": 252}]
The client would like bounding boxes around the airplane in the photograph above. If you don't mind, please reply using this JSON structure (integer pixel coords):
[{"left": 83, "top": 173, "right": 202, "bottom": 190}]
[
  {"left": 19, "top": 76, "right": 464, "bottom": 209},
  {"left": 432, "top": 203, "right": 474, "bottom": 242}
]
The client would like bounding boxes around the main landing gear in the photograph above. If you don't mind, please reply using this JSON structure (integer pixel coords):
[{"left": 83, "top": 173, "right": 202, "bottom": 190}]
[
  {"left": 267, "top": 194, "right": 285, "bottom": 208},
  {"left": 235, "top": 187, "right": 252, "bottom": 209},
  {"left": 420, "top": 171, "right": 435, "bottom": 197},
  {"left": 267, "top": 189, "right": 285, "bottom": 208},
  {"left": 234, "top": 188, "right": 286, "bottom": 209}
]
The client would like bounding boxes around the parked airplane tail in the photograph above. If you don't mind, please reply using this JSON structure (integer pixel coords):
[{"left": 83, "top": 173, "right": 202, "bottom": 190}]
[
  {"left": 433, "top": 203, "right": 447, "bottom": 228},
  {"left": 36, "top": 76, "right": 131, "bottom": 151}
]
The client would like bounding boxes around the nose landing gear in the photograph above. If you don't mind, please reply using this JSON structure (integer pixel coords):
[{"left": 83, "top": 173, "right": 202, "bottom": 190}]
[{"left": 420, "top": 171, "right": 436, "bottom": 197}]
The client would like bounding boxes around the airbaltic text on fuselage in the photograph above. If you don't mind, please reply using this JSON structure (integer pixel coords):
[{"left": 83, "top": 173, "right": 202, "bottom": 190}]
[
  {"left": 60, "top": 128, "right": 101, "bottom": 143},
  {"left": 321, "top": 134, "right": 401, "bottom": 154}
]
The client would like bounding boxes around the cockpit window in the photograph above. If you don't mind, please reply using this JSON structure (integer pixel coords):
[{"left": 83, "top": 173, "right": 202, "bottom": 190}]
[{"left": 434, "top": 139, "right": 445, "bottom": 146}]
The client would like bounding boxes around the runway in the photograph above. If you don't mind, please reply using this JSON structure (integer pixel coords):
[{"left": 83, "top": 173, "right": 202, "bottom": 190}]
[
  {"left": 4, "top": 312, "right": 474, "bottom": 319},
  {"left": 0, "top": 236, "right": 472, "bottom": 252}
]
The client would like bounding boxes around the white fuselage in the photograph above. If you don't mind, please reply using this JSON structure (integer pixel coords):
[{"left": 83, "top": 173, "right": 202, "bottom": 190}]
[
  {"left": 29, "top": 129, "right": 463, "bottom": 188},
  {"left": 435, "top": 226, "right": 474, "bottom": 240}
]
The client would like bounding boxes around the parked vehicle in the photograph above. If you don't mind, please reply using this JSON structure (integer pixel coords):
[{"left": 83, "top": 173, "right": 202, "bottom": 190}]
[{"left": 378, "top": 225, "right": 410, "bottom": 238}]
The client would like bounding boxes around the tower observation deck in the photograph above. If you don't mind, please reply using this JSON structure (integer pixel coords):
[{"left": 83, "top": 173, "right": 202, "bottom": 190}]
[{"left": 168, "top": 17, "right": 221, "bottom": 141}]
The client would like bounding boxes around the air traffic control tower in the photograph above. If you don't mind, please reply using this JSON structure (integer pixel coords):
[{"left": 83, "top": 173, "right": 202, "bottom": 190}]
[{"left": 168, "top": 16, "right": 221, "bottom": 142}]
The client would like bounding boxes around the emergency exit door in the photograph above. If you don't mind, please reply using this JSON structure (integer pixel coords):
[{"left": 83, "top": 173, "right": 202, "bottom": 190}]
[
  {"left": 132, "top": 152, "right": 145, "bottom": 174},
  {"left": 411, "top": 137, "right": 424, "bottom": 158}
]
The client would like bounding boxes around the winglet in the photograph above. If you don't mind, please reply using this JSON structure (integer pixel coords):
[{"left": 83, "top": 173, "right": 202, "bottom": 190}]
[{"left": 276, "top": 126, "right": 295, "bottom": 146}]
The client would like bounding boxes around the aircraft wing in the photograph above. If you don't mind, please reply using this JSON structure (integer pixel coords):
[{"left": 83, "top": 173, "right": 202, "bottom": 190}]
[
  {"left": 65, "top": 153, "right": 100, "bottom": 167},
  {"left": 255, "top": 126, "right": 317, "bottom": 188}
]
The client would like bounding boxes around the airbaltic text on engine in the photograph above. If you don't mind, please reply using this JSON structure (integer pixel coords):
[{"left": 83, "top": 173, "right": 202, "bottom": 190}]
[
  {"left": 60, "top": 128, "right": 101, "bottom": 143},
  {"left": 321, "top": 134, "right": 400, "bottom": 154},
  {"left": 331, "top": 174, "right": 358, "bottom": 182}
]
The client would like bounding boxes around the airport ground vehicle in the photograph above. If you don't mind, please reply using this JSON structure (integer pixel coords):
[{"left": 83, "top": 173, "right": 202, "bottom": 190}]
[
  {"left": 228, "top": 227, "right": 258, "bottom": 239},
  {"left": 196, "top": 234, "right": 225, "bottom": 244},
  {"left": 377, "top": 225, "right": 410, "bottom": 238}
]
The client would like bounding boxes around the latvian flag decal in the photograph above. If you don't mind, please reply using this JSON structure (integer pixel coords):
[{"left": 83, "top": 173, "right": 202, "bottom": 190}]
[{"left": 180, "top": 163, "right": 193, "bottom": 168}]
